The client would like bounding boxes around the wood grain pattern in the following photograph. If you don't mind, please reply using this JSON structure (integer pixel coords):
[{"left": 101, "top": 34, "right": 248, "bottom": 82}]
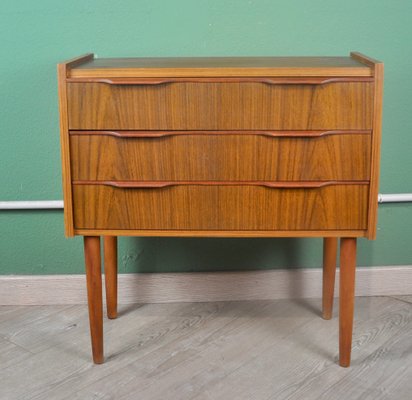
[
  {"left": 367, "top": 62, "right": 384, "bottom": 239},
  {"left": 67, "top": 81, "right": 374, "bottom": 130},
  {"left": 83, "top": 236, "right": 103, "bottom": 364},
  {"left": 74, "top": 228, "right": 367, "bottom": 238},
  {"left": 70, "top": 132, "right": 371, "bottom": 182},
  {"left": 57, "top": 63, "right": 74, "bottom": 237},
  {"left": 67, "top": 56, "right": 373, "bottom": 78},
  {"left": 57, "top": 53, "right": 94, "bottom": 237},
  {"left": 72, "top": 184, "right": 369, "bottom": 231},
  {"left": 339, "top": 237, "right": 357, "bottom": 367},
  {"left": 103, "top": 236, "right": 118, "bottom": 319},
  {"left": 322, "top": 237, "right": 338, "bottom": 319},
  {"left": 350, "top": 52, "right": 384, "bottom": 239}
]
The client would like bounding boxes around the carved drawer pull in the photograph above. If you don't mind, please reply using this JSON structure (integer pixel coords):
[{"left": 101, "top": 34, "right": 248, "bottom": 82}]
[
  {"left": 67, "top": 77, "right": 373, "bottom": 85},
  {"left": 69, "top": 130, "right": 371, "bottom": 139},
  {"left": 72, "top": 180, "right": 369, "bottom": 189}
]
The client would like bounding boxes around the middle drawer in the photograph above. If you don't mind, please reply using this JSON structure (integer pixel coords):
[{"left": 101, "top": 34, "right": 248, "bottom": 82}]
[{"left": 70, "top": 131, "right": 371, "bottom": 182}]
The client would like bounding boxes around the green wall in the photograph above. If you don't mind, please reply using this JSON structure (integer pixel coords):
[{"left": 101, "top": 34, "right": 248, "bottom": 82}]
[{"left": 1, "top": 0, "right": 411, "bottom": 274}]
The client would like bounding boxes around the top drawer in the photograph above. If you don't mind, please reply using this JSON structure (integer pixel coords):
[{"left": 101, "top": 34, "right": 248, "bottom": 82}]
[{"left": 67, "top": 79, "right": 373, "bottom": 130}]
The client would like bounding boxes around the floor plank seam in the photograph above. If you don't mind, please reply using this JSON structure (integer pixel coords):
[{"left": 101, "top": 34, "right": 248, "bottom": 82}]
[
  {"left": 3, "top": 337, "right": 37, "bottom": 356},
  {"left": 387, "top": 295, "right": 412, "bottom": 306}
]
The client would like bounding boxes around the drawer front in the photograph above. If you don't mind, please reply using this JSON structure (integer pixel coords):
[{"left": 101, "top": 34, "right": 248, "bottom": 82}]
[
  {"left": 70, "top": 132, "right": 371, "bottom": 181},
  {"left": 67, "top": 81, "right": 373, "bottom": 130},
  {"left": 72, "top": 183, "right": 368, "bottom": 231}
]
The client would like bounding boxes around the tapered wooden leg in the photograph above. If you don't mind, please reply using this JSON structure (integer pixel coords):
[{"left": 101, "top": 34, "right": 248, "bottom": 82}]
[
  {"left": 104, "top": 236, "right": 118, "bottom": 319},
  {"left": 339, "top": 238, "right": 357, "bottom": 367},
  {"left": 84, "top": 236, "right": 104, "bottom": 364},
  {"left": 322, "top": 237, "right": 338, "bottom": 320}
]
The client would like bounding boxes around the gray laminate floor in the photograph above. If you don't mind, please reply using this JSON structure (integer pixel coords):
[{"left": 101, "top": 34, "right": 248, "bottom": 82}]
[{"left": 0, "top": 296, "right": 411, "bottom": 400}]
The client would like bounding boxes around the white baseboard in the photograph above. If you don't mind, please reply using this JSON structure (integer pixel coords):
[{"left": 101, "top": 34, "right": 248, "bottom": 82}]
[{"left": 0, "top": 266, "right": 411, "bottom": 305}]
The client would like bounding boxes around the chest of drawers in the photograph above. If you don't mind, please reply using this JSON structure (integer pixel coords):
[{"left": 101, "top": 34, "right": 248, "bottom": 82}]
[{"left": 58, "top": 53, "right": 383, "bottom": 367}]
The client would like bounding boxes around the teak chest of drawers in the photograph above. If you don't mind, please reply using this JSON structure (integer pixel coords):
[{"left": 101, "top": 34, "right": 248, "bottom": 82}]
[{"left": 58, "top": 53, "right": 383, "bottom": 367}]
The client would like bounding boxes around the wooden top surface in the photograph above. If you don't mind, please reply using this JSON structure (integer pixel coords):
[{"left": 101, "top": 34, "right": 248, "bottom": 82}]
[{"left": 67, "top": 56, "right": 373, "bottom": 78}]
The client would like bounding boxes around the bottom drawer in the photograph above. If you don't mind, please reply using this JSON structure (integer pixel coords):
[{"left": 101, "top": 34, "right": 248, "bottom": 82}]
[{"left": 72, "top": 183, "right": 368, "bottom": 231}]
